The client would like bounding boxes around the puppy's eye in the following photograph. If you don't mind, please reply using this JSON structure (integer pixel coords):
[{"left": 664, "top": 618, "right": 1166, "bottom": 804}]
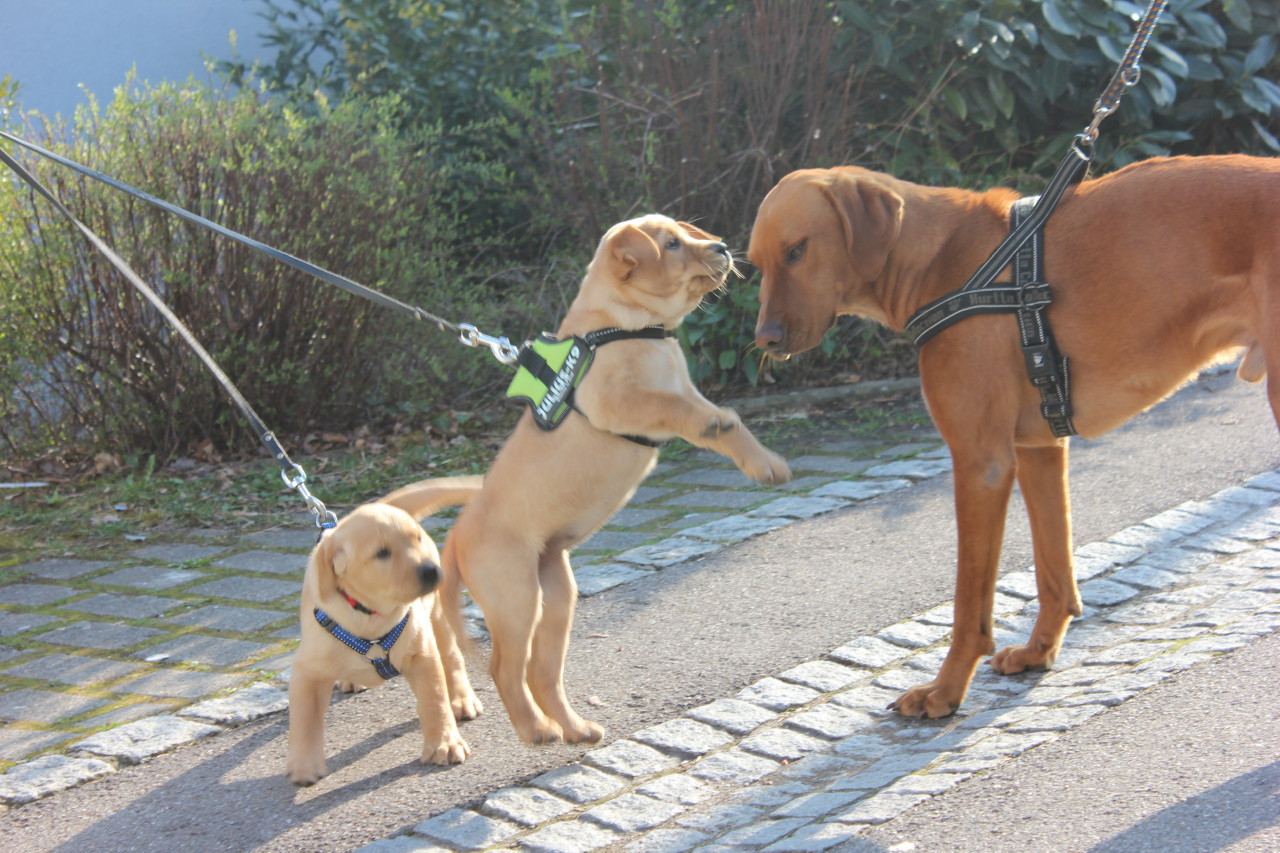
[
  {"left": 785, "top": 241, "right": 807, "bottom": 265},
  {"left": 665, "top": 238, "right": 681, "bottom": 250},
  {"left": 375, "top": 547, "right": 391, "bottom": 560}
]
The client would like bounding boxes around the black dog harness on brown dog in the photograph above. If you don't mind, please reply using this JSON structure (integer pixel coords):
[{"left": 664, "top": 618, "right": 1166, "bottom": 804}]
[{"left": 903, "top": 150, "right": 1086, "bottom": 438}]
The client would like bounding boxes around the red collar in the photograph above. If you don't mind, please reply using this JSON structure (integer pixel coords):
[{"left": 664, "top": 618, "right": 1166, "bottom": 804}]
[{"left": 339, "top": 589, "right": 377, "bottom": 615}]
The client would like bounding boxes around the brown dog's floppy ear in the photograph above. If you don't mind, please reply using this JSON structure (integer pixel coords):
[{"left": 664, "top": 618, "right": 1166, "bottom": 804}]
[
  {"left": 677, "top": 221, "right": 721, "bottom": 243},
  {"left": 608, "top": 224, "right": 661, "bottom": 281},
  {"left": 820, "top": 175, "right": 904, "bottom": 282}
]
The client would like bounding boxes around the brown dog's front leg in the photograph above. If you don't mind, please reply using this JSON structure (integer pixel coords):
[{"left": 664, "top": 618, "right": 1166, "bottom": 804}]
[
  {"left": 990, "top": 443, "right": 1080, "bottom": 674},
  {"left": 893, "top": 447, "right": 1015, "bottom": 719}
]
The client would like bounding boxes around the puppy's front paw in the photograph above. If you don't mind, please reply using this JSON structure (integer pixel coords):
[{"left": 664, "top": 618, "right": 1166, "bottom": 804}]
[
  {"left": 422, "top": 732, "right": 470, "bottom": 766},
  {"left": 744, "top": 450, "right": 791, "bottom": 486},
  {"left": 286, "top": 754, "right": 327, "bottom": 786},
  {"left": 335, "top": 681, "right": 365, "bottom": 694},
  {"left": 453, "top": 691, "right": 484, "bottom": 721}
]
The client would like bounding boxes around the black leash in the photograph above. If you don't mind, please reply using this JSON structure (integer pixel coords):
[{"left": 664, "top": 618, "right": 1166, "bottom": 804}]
[
  {"left": 0, "top": 143, "right": 338, "bottom": 528},
  {"left": 902, "top": 0, "right": 1168, "bottom": 437}
]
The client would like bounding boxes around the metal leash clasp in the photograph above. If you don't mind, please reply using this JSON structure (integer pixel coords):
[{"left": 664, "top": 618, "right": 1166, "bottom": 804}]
[
  {"left": 458, "top": 323, "right": 520, "bottom": 365},
  {"left": 281, "top": 464, "right": 338, "bottom": 530}
]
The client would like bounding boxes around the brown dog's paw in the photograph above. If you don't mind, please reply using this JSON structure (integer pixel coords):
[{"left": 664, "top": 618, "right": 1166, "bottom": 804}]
[
  {"left": 989, "top": 642, "right": 1056, "bottom": 675},
  {"left": 422, "top": 733, "right": 471, "bottom": 766},
  {"left": 286, "top": 755, "right": 327, "bottom": 787},
  {"left": 889, "top": 680, "right": 963, "bottom": 720},
  {"left": 452, "top": 692, "right": 484, "bottom": 721}
]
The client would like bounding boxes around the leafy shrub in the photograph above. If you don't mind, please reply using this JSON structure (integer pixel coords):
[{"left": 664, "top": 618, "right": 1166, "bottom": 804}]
[{"left": 0, "top": 79, "right": 531, "bottom": 460}]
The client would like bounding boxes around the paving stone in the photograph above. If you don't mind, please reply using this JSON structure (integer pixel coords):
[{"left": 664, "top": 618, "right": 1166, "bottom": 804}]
[
  {"left": 749, "top": 496, "right": 846, "bottom": 520},
  {"left": 1075, "top": 541, "right": 1146, "bottom": 566},
  {"left": 1103, "top": 600, "right": 1192, "bottom": 625},
  {"left": 830, "top": 684, "right": 901, "bottom": 713},
  {"left": 19, "top": 559, "right": 112, "bottom": 580},
  {"left": 1184, "top": 534, "right": 1254, "bottom": 554},
  {"left": 0, "top": 728, "right": 79, "bottom": 762},
  {"left": 763, "top": 821, "right": 869, "bottom": 852},
  {"left": 180, "top": 682, "right": 289, "bottom": 724},
  {"left": 119, "top": 668, "right": 247, "bottom": 699},
  {"left": 33, "top": 621, "right": 165, "bottom": 651},
  {"left": 778, "top": 660, "right": 864, "bottom": 693},
  {"left": 1108, "top": 565, "right": 1182, "bottom": 590},
  {"left": 73, "top": 715, "right": 220, "bottom": 764},
  {"left": 877, "top": 620, "right": 951, "bottom": 649},
  {"left": 904, "top": 647, "right": 949, "bottom": 673},
  {"left": 129, "top": 544, "right": 227, "bottom": 564},
  {"left": 809, "top": 479, "right": 912, "bottom": 502},
  {"left": 786, "top": 704, "right": 876, "bottom": 740},
  {"left": 3, "top": 583, "right": 77, "bottom": 606},
  {"left": 134, "top": 634, "right": 276, "bottom": 668},
  {"left": 96, "top": 566, "right": 207, "bottom": 590},
  {"left": 1079, "top": 579, "right": 1141, "bottom": 607},
  {"left": 770, "top": 789, "right": 866, "bottom": 819},
  {"left": 353, "top": 836, "right": 451, "bottom": 853},
  {"left": 740, "top": 727, "right": 830, "bottom": 761},
  {"left": 777, "top": 475, "right": 840, "bottom": 493},
  {"left": 481, "top": 786, "right": 576, "bottom": 826},
  {"left": 862, "top": 458, "right": 951, "bottom": 479},
  {"left": 0, "top": 754, "right": 116, "bottom": 805},
  {"left": 681, "top": 515, "right": 791, "bottom": 542},
  {"left": 164, "top": 604, "right": 291, "bottom": 632},
  {"left": 636, "top": 773, "right": 716, "bottom": 806},
  {"left": 520, "top": 818, "right": 619, "bottom": 853},
  {"left": 414, "top": 808, "right": 521, "bottom": 851},
  {"left": 1176, "top": 498, "right": 1251, "bottom": 523},
  {"left": 623, "top": 828, "right": 710, "bottom": 853},
  {"left": 213, "top": 550, "right": 306, "bottom": 575},
  {"left": 0, "top": 612, "right": 59, "bottom": 637},
  {"left": 717, "top": 817, "right": 813, "bottom": 848},
  {"left": 736, "top": 677, "right": 821, "bottom": 711},
  {"left": 1212, "top": 485, "right": 1277, "bottom": 507},
  {"left": 615, "top": 538, "right": 721, "bottom": 567},
  {"left": 1107, "top": 524, "right": 1184, "bottom": 550},
  {"left": 1141, "top": 508, "right": 1216, "bottom": 535},
  {"left": 828, "top": 636, "right": 912, "bottom": 669},
  {"left": 688, "top": 749, "right": 781, "bottom": 784},
  {"left": 663, "top": 491, "right": 765, "bottom": 510},
  {"left": 995, "top": 571, "right": 1038, "bottom": 599},
  {"left": 687, "top": 698, "right": 778, "bottom": 736},
  {"left": 247, "top": 527, "right": 320, "bottom": 550},
  {"left": 664, "top": 468, "right": 754, "bottom": 488},
  {"left": 187, "top": 576, "right": 299, "bottom": 603},
  {"left": 632, "top": 718, "right": 733, "bottom": 757},
  {"left": 777, "top": 753, "right": 862, "bottom": 782},
  {"left": 575, "top": 563, "right": 655, "bottom": 597},
  {"left": 83, "top": 701, "right": 173, "bottom": 728},
  {"left": 630, "top": 486, "right": 674, "bottom": 504},
  {"left": 585, "top": 792, "right": 684, "bottom": 832},
  {"left": 961, "top": 730, "right": 1058, "bottom": 759},
  {"left": 61, "top": 593, "right": 182, "bottom": 619},
  {"left": 531, "top": 764, "right": 628, "bottom": 804},
  {"left": 1006, "top": 704, "right": 1109, "bottom": 733},
  {"left": 786, "top": 456, "right": 875, "bottom": 475},
  {"left": 1230, "top": 549, "right": 1280, "bottom": 569},
  {"left": 580, "top": 531, "right": 660, "bottom": 552},
  {"left": 584, "top": 739, "right": 679, "bottom": 778},
  {"left": 1245, "top": 471, "right": 1280, "bottom": 491},
  {"left": 3, "top": 653, "right": 143, "bottom": 686}
]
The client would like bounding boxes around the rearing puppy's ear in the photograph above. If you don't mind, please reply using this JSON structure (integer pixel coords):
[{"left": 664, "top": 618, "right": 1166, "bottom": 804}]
[
  {"left": 608, "top": 224, "right": 661, "bottom": 281},
  {"left": 820, "top": 176, "right": 904, "bottom": 282}
]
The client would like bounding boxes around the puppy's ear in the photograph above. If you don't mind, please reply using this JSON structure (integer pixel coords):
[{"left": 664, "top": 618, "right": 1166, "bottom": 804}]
[
  {"left": 820, "top": 176, "right": 903, "bottom": 282},
  {"left": 312, "top": 532, "right": 343, "bottom": 596},
  {"left": 608, "top": 224, "right": 661, "bottom": 281},
  {"left": 677, "top": 221, "right": 721, "bottom": 243}
]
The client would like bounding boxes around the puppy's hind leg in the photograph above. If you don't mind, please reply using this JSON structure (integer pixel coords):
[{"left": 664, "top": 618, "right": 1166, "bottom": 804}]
[
  {"left": 528, "top": 547, "right": 604, "bottom": 744},
  {"left": 990, "top": 443, "right": 1080, "bottom": 674},
  {"left": 466, "top": 538, "right": 565, "bottom": 744}
]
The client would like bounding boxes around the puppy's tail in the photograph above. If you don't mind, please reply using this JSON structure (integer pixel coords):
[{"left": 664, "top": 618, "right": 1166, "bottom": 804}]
[{"left": 379, "top": 475, "right": 485, "bottom": 520}]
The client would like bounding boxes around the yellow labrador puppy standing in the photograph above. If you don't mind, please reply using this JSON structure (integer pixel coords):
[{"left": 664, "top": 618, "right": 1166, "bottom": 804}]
[
  {"left": 286, "top": 476, "right": 483, "bottom": 786},
  {"left": 407, "top": 214, "right": 791, "bottom": 746}
]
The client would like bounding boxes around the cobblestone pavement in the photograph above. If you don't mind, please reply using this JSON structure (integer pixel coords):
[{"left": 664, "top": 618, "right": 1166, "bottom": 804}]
[{"left": 0, "top": 425, "right": 946, "bottom": 805}]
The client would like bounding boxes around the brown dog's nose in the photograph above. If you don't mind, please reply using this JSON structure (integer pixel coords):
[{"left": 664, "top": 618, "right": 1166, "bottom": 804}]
[
  {"left": 416, "top": 561, "right": 440, "bottom": 592},
  {"left": 755, "top": 319, "right": 786, "bottom": 353}
]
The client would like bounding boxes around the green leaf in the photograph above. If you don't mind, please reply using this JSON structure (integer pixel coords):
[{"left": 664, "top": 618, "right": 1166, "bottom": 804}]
[
  {"left": 1042, "top": 0, "right": 1082, "bottom": 38},
  {"left": 1243, "top": 36, "right": 1276, "bottom": 78},
  {"left": 718, "top": 349, "right": 737, "bottom": 370}
]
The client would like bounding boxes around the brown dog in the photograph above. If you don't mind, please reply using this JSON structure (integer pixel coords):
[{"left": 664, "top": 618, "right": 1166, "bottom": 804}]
[
  {"left": 286, "top": 476, "right": 484, "bottom": 785},
  {"left": 413, "top": 214, "right": 791, "bottom": 745},
  {"left": 749, "top": 155, "right": 1280, "bottom": 719}
]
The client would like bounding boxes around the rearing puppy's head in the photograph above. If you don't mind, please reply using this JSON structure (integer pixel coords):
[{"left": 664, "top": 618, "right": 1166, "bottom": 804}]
[{"left": 580, "top": 214, "right": 737, "bottom": 329}]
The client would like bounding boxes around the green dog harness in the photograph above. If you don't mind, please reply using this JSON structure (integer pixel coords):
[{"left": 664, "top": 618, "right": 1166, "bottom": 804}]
[{"left": 505, "top": 326, "right": 671, "bottom": 445}]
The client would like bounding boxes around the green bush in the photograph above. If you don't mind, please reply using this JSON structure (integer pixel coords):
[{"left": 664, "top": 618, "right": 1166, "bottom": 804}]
[{"left": 0, "top": 79, "right": 532, "bottom": 460}]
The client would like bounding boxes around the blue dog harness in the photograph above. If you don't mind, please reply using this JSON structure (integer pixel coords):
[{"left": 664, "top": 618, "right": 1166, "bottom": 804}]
[{"left": 313, "top": 607, "right": 408, "bottom": 680}]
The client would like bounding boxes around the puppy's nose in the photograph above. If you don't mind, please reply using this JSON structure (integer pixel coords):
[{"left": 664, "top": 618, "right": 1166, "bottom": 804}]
[
  {"left": 755, "top": 319, "right": 786, "bottom": 353},
  {"left": 711, "top": 242, "right": 729, "bottom": 255},
  {"left": 416, "top": 561, "right": 441, "bottom": 592}
]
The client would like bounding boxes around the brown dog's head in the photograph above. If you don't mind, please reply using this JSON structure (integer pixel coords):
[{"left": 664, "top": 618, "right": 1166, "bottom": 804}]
[
  {"left": 311, "top": 502, "right": 443, "bottom": 614},
  {"left": 581, "top": 214, "right": 737, "bottom": 329},
  {"left": 748, "top": 167, "right": 903, "bottom": 358}
]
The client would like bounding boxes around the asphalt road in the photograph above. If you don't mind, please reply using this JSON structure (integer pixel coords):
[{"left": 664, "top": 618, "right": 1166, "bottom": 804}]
[{"left": 3, "top": 368, "right": 1277, "bottom": 853}]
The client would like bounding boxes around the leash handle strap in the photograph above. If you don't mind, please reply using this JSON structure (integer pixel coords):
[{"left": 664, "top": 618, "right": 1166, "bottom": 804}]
[{"left": 0, "top": 129, "right": 459, "bottom": 335}]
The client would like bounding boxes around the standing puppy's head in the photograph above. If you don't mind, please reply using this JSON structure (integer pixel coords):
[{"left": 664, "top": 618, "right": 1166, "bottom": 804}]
[
  {"left": 749, "top": 167, "right": 904, "bottom": 358},
  {"left": 311, "top": 503, "right": 442, "bottom": 614},
  {"left": 581, "top": 214, "right": 737, "bottom": 328}
]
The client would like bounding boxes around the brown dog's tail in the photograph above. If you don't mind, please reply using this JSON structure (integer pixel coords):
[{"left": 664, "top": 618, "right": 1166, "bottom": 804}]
[{"left": 378, "top": 475, "right": 485, "bottom": 520}]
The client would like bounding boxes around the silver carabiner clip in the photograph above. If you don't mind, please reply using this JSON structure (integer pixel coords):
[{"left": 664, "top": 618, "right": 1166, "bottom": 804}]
[{"left": 457, "top": 322, "right": 520, "bottom": 365}]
